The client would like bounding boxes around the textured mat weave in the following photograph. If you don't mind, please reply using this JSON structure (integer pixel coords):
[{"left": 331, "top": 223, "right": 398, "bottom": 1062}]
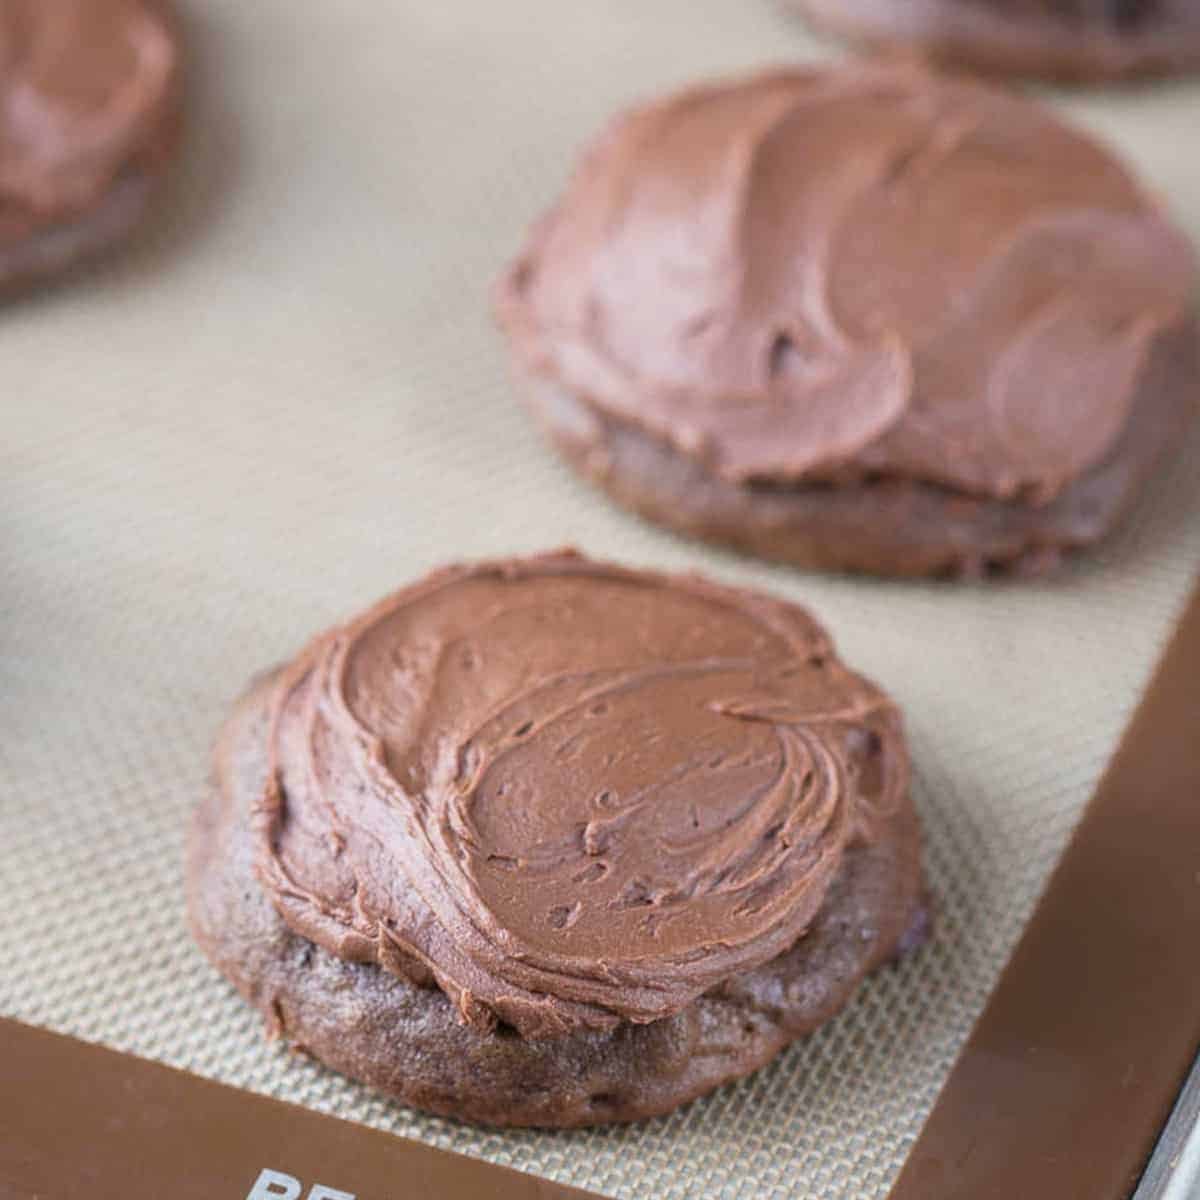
[{"left": 3, "top": 3, "right": 1199, "bottom": 1197}]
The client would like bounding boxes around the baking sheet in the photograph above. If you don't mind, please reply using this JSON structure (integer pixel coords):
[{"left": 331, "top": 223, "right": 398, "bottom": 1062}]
[
  {"left": 3, "top": 2, "right": 1199, "bottom": 1197},
  {"left": 1139, "top": 1055, "right": 1200, "bottom": 1199}
]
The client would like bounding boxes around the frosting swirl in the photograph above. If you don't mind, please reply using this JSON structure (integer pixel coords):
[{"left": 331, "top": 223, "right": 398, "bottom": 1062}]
[
  {"left": 0, "top": 0, "right": 176, "bottom": 231},
  {"left": 254, "top": 552, "right": 905, "bottom": 1038},
  {"left": 496, "top": 61, "right": 1195, "bottom": 503}
]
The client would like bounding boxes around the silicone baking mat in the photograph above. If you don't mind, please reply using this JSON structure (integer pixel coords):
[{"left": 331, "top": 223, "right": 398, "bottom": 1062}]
[{"left": 3, "top": 2, "right": 1199, "bottom": 1197}]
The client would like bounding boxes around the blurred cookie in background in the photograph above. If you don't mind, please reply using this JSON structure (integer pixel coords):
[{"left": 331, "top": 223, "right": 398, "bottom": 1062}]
[
  {"left": 0, "top": 0, "right": 181, "bottom": 294},
  {"left": 783, "top": 0, "right": 1200, "bottom": 84}
]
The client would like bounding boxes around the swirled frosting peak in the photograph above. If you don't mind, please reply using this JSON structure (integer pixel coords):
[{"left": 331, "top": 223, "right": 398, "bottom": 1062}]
[
  {"left": 496, "top": 60, "right": 1195, "bottom": 502},
  {"left": 0, "top": 0, "right": 176, "bottom": 225},
  {"left": 255, "top": 552, "right": 906, "bottom": 1038}
]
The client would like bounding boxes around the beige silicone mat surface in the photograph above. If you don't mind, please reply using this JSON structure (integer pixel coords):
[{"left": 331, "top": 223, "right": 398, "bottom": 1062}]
[{"left": 3, "top": 2, "right": 1199, "bottom": 1197}]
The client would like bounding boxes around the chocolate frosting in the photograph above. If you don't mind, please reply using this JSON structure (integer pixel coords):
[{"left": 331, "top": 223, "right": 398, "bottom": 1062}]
[
  {"left": 0, "top": 0, "right": 176, "bottom": 232},
  {"left": 254, "top": 551, "right": 906, "bottom": 1038},
  {"left": 497, "top": 61, "right": 1195, "bottom": 503}
]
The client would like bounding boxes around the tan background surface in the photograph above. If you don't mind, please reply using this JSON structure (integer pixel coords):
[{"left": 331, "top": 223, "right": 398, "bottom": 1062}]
[{"left": 3, "top": 2, "right": 1199, "bottom": 1196}]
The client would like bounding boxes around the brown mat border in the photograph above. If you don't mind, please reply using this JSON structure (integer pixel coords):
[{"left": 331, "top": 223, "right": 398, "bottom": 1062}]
[
  {"left": 0, "top": 1016, "right": 601, "bottom": 1200},
  {"left": 889, "top": 573, "right": 1200, "bottom": 1200}
]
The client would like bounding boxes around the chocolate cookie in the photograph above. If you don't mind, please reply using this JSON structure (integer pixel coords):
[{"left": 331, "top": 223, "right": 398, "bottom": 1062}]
[
  {"left": 187, "top": 551, "right": 927, "bottom": 1127},
  {"left": 0, "top": 0, "right": 181, "bottom": 294},
  {"left": 495, "top": 62, "right": 1197, "bottom": 579},
  {"left": 785, "top": 0, "right": 1200, "bottom": 84}
]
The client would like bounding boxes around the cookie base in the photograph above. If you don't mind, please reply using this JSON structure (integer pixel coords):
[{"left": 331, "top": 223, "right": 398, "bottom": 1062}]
[{"left": 514, "top": 321, "right": 1197, "bottom": 579}]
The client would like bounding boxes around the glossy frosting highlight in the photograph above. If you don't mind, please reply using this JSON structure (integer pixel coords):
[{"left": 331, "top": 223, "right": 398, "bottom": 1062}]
[
  {"left": 497, "top": 61, "right": 1195, "bottom": 502},
  {"left": 0, "top": 0, "right": 176, "bottom": 230},
  {"left": 254, "top": 552, "right": 906, "bottom": 1038}
]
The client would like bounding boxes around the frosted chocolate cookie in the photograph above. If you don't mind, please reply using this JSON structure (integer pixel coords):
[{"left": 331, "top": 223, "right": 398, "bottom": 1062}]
[
  {"left": 495, "top": 62, "right": 1197, "bottom": 578},
  {"left": 0, "top": 0, "right": 180, "bottom": 293},
  {"left": 188, "top": 551, "right": 927, "bottom": 1126}
]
